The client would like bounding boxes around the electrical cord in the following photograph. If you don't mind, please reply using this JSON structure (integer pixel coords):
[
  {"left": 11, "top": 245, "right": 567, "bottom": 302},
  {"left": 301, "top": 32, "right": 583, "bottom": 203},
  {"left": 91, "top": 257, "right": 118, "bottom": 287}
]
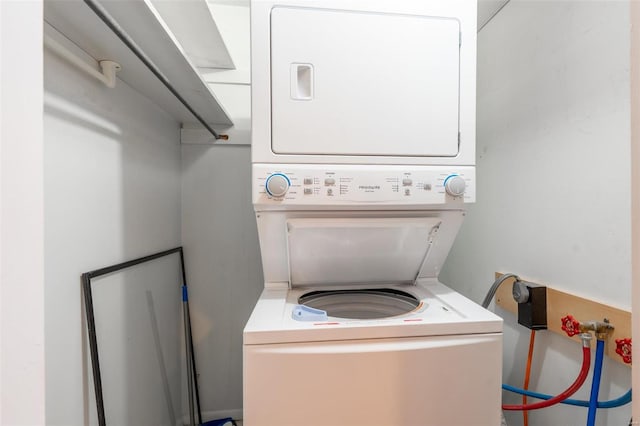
[{"left": 482, "top": 273, "right": 520, "bottom": 308}]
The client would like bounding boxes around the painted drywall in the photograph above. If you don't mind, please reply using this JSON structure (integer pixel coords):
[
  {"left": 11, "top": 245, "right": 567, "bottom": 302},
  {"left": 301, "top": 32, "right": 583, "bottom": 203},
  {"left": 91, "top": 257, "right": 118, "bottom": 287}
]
[
  {"left": 0, "top": 1, "right": 46, "bottom": 424},
  {"left": 440, "top": 1, "right": 632, "bottom": 425},
  {"left": 181, "top": 144, "right": 263, "bottom": 420},
  {"left": 44, "top": 46, "right": 182, "bottom": 425},
  {"left": 180, "top": 4, "right": 259, "bottom": 418}
]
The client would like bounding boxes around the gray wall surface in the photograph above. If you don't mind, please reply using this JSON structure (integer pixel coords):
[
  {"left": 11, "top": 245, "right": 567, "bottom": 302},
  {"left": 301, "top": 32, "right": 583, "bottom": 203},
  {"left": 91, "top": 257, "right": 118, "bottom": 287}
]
[
  {"left": 181, "top": 144, "right": 263, "bottom": 420},
  {"left": 440, "top": 1, "right": 632, "bottom": 425},
  {"left": 44, "top": 49, "right": 182, "bottom": 425}
]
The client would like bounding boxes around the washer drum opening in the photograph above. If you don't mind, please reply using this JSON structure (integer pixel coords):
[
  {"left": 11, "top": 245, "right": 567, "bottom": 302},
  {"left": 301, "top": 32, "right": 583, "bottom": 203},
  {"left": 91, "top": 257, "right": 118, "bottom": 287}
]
[{"left": 298, "top": 288, "right": 420, "bottom": 320}]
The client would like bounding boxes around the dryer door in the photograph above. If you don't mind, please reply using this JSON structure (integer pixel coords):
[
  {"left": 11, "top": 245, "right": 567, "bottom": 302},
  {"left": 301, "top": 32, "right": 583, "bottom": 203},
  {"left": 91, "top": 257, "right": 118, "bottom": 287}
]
[{"left": 270, "top": 7, "right": 461, "bottom": 158}]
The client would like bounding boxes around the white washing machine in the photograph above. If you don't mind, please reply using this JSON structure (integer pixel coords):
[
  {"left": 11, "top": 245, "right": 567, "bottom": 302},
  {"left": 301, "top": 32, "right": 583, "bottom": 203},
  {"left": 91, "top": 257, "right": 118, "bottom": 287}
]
[
  {"left": 244, "top": 1, "right": 502, "bottom": 425},
  {"left": 245, "top": 282, "right": 502, "bottom": 426},
  {"left": 244, "top": 166, "right": 502, "bottom": 426}
]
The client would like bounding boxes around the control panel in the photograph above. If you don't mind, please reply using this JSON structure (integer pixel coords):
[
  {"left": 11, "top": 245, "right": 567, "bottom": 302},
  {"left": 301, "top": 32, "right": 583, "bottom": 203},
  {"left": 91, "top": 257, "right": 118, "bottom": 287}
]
[{"left": 253, "top": 164, "right": 475, "bottom": 207}]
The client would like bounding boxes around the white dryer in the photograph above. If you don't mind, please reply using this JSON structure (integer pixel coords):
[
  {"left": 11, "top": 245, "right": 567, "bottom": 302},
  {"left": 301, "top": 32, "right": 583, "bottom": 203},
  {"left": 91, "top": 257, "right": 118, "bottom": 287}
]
[{"left": 244, "top": 1, "right": 502, "bottom": 425}]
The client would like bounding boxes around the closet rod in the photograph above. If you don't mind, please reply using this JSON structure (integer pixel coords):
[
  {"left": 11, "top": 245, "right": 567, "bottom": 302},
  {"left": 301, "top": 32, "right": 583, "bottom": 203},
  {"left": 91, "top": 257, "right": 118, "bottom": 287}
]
[{"left": 83, "top": 0, "right": 228, "bottom": 141}]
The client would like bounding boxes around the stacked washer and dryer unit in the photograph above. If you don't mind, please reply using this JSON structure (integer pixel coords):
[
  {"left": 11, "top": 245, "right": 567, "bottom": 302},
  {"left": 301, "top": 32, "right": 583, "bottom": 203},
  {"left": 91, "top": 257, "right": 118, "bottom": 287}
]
[{"left": 244, "top": 1, "right": 502, "bottom": 425}]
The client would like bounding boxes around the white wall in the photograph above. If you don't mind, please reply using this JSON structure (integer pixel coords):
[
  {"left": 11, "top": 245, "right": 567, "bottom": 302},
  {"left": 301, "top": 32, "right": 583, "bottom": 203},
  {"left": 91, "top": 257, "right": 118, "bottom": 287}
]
[
  {"left": 440, "top": 1, "right": 632, "bottom": 425},
  {"left": 181, "top": 4, "right": 260, "bottom": 420},
  {"left": 44, "top": 47, "right": 182, "bottom": 425},
  {"left": 181, "top": 144, "right": 263, "bottom": 420},
  {"left": 0, "top": 1, "right": 46, "bottom": 424}
]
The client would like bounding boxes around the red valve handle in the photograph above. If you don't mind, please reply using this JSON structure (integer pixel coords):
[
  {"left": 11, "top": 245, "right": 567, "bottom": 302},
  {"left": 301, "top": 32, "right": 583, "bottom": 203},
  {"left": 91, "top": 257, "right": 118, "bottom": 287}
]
[
  {"left": 615, "top": 338, "right": 632, "bottom": 364},
  {"left": 561, "top": 315, "right": 581, "bottom": 337}
]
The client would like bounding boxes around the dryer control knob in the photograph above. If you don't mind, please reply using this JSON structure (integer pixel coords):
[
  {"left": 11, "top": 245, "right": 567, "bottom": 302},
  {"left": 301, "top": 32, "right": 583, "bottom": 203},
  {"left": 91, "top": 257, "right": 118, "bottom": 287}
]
[
  {"left": 444, "top": 175, "right": 466, "bottom": 197},
  {"left": 266, "top": 173, "right": 290, "bottom": 197}
]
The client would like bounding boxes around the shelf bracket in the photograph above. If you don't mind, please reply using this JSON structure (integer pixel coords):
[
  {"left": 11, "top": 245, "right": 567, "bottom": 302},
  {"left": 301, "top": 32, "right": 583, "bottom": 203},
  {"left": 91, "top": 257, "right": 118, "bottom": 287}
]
[{"left": 44, "top": 34, "right": 121, "bottom": 88}]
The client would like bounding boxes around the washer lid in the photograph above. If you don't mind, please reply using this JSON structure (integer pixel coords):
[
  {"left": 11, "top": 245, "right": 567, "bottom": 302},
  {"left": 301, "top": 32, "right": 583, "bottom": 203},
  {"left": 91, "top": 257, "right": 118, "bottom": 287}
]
[{"left": 286, "top": 217, "right": 442, "bottom": 287}]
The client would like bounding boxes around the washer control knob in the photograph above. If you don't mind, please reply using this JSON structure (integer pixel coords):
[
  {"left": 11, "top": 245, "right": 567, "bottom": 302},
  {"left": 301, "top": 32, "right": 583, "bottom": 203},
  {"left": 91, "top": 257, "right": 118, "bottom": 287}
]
[
  {"left": 444, "top": 175, "right": 466, "bottom": 197},
  {"left": 265, "top": 173, "right": 290, "bottom": 197}
]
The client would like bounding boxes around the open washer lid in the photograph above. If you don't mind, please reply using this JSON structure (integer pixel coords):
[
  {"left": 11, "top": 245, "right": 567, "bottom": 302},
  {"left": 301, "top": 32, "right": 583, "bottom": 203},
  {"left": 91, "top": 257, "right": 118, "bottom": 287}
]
[{"left": 286, "top": 217, "right": 442, "bottom": 287}]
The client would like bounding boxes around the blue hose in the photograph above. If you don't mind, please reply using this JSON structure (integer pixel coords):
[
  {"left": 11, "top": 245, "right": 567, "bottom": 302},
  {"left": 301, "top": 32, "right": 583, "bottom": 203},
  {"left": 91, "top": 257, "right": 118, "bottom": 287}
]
[
  {"left": 502, "top": 385, "right": 631, "bottom": 408},
  {"left": 586, "top": 339, "right": 605, "bottom": 425}
]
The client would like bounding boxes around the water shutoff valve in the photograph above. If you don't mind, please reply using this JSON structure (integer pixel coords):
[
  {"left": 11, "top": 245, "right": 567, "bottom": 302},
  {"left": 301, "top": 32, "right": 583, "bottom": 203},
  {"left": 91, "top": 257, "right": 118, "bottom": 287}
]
[
  {"left": 561, "top": 315, "right": 615, "bottom": 341},
  {"left": 615, "top": 338, "right": 632, "bottom": 364},
  {"left": 561, "top": 315, "right": 581, "bottom": 336},
  {"left": 512, "top": 280, "right": 547, "bottom": 330}
]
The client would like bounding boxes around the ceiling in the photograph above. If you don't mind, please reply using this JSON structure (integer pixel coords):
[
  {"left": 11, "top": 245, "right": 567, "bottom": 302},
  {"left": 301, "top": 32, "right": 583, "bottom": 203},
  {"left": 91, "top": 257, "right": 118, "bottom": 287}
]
[
  {"left": 207, "top": 0, "right": 250, "bottom": 5},
  {"left": 203, "top": 0, "right": 510, "bottom": 32},
  {"left": 206, "top": 0, "right": 509, "bottom": 31}
]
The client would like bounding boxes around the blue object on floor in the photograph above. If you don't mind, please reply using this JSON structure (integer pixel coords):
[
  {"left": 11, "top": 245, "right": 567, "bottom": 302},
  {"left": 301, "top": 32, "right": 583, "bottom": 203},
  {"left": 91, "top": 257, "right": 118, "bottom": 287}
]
[{"left": 201, "top": 418, "right": 237, "bottom": 426}]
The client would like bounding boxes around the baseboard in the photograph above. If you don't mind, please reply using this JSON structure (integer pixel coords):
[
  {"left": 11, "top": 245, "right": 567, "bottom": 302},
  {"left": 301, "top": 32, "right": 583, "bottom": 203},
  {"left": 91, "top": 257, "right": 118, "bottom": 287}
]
[{"left": 202, "top": 408, "right": 243, "bottom": 422}]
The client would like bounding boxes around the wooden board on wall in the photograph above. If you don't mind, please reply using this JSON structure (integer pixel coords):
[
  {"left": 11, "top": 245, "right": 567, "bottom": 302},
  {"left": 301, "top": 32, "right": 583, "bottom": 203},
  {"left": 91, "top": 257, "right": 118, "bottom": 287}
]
[{"left": 494, "top": 273, "right": 632, "bottom": 367}]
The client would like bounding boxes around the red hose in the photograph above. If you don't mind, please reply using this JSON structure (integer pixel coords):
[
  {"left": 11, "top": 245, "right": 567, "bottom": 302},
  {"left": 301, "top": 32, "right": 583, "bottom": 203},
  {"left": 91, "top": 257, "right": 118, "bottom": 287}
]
[{"left": 502, "top": 345, "right": 591, "bottom": 411}]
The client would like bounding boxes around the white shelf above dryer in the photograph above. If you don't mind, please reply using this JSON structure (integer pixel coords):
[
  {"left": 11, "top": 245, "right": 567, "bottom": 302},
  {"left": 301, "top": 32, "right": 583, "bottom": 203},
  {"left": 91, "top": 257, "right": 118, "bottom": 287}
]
[
  {"left": 44, "top": 0, "right": 233, "bottom": 135},
  {"left": 151, "top": 0, "right": 235, "bottom": 70}
]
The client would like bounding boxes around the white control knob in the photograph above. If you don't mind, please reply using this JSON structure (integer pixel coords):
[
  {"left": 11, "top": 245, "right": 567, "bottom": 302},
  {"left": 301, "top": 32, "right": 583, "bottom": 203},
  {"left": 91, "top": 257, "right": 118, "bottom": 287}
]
[
  {"left": 265, "top": 173, "right": 290, "bottom": 197},
  {"left": 444, "top": 175, "right": 466, "bottom": 197}
]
